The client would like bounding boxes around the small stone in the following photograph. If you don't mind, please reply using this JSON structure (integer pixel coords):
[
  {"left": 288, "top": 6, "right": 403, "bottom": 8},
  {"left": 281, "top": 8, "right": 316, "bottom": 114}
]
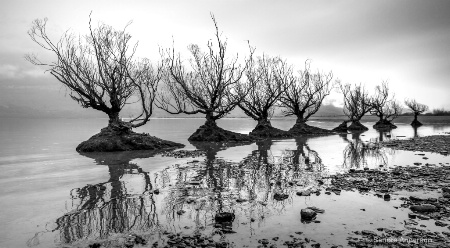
[{"left": 301, "top": 208, "right": 317, "bottom": 221}]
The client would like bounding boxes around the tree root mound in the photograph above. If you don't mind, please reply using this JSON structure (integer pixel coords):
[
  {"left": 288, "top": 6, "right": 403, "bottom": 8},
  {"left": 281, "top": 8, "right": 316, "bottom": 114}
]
[
  {"left": 249, "top": 123, "right": 292, "bottom": 138},
  {"left": 76, "top": 126, "right": 185, "bottom": 152},
  {"left": 373, "top": 119, "right": 397, "bottom": 129},
  {"left": 332, "top": 121, "right": 348, "bottom": 132},
  {"left": 288, "top": 122, "right": 334, "bottom": 135},
  {"left": 347, "top": 121, "right": 369, "bottom": 131},
  {"left": 411, "top": 119, "right": 423, "bottom": 127},
  {"left": 188, "top": 123, "right": 256, "bottom": 142}
]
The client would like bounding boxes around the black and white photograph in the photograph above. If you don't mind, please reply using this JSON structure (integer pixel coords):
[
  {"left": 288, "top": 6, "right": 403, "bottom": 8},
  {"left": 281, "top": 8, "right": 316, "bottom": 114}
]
[{"left": 1, "top": 1, "right": 450, "bottom": 247}]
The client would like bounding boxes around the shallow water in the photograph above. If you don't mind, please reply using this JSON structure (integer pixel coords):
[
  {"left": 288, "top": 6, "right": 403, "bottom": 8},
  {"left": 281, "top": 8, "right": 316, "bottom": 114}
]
[{"left": 0, "top": 117, "right": 449, "bottom": 247}]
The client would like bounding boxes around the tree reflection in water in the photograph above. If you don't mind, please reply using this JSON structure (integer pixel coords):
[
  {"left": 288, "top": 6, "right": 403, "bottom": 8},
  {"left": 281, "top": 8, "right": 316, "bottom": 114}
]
[
  {"left": 158, "top": 138, "right": 326, "bottom": 235},
  {"left": 341, "top": 132, "right": 388, "bottom": 169},
  {"left": 55, "top": 151, "right": 161, "bottom": 244},
  {"left": 51, "top": 138, "right": 327, "bottom": 245}
]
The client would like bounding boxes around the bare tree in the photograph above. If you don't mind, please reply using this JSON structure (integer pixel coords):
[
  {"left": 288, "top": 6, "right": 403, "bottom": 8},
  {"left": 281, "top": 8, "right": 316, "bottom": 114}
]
[
  {"left": 371, "top": 82, "right": 402, "bottom": 129},
  {"left": 26, "top": 17, "right": 160, "bottom": 131},
  {"left": 405, "top": 99, "right": 428, "bottom": 126},
  {"left": 157, "top": 15, "right": 253, "bottom": 141},
  {"left": 278, "top": 60, "right": 334, "bottom": 134},
  {"left": 27, "top": 16, "right": 183, "bottom": 152},
  {"left": 337, "top": 83, "right": 373, "bottom": 131},
  {"left": 237, "top": 55, "right": 289, "bottom": 137}
]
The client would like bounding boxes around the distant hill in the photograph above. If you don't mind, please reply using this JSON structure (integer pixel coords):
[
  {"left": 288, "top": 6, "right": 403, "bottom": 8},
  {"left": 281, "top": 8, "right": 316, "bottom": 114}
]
[{"left": 0, "top": 103, "right": 344, "bottom": 119}]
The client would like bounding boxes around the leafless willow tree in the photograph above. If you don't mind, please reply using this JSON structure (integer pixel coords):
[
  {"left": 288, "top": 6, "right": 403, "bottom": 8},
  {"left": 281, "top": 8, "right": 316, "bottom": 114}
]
[
  {"left": 157, "top": 15, "right": 253, "bottom": 141},
  {"left": 371, "top": 82, "right": 402, "bottom": 129},
  {"left": 237, "top": 55, "right": 289, "bottom": 137},
  {"left": 405, "top": 99, "right": 428, "bottom": 126},
  {"left": 278, "top": 60, "right": 334, "bottom": 134},
  {"left": 27, "top": 17, "right": 161, "bottom": 132},
  {"left": 337, "top": 83, "right": 373, "bottom": 131}
]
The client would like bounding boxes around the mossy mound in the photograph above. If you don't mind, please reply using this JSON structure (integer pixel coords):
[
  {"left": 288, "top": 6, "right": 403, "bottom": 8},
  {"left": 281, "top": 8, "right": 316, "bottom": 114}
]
[
  {"left": 288, "top": 122, "right": 334, "bottom": 135},
  {"left": 411, "top": 119, "right": 423, "bottom": 127},
  {"left": 76, "top": 126, "right": 184, "bottom": 152},
  {"left": 347, "top": 120, "right": 369, "bottom": 131},
  {"left": 373, "top": 119, "right": 397, "bottom": 129},
  {"left": 188, "top": 122, "right": 256, "bottom": 142},
  {"left": 249, "top": 123, "right": 292, "bottom": 138},
  {"left": 332, "top": 121, "right": 349, "bottom": 132}
]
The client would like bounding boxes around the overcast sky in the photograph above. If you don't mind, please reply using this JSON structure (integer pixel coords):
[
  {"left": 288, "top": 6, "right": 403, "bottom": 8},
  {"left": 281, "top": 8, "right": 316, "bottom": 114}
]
[{"left": 1, "top": 0, "right": 450, "bottom": 114}]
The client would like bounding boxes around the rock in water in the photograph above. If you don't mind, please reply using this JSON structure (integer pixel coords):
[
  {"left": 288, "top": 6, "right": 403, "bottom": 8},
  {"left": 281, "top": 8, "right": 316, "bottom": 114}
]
[
  {"left": 301, "top": 208, "right": 317, "bottom": 221},
  {"left": 215, "top": 212, "right": 235, "bottom": 223},
  {"left": 274, "top": 193, "right": 289, "bottom": 201},
  {"left": 76, "top": 126, "right": 184, "bottom": 152},
  {"left": 410, "top": 204, "right": 437, "bottom": 213}
]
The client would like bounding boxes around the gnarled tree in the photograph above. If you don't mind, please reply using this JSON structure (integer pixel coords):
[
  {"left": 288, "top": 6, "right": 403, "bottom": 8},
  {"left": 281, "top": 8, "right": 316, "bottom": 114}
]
[
  {"left": 334, "top": 83, "right": 373, "bottom": 132},
  {"left": 237, "top": 55, "right": 290, "bottom": 137},
  {"left": 27, "top": 17, "right": 183, "bottom": 152},
  {"left": 278, "top": 60, "right": 334, "bottom": 135},
  {"left": 371, "top": 82, "right": 402, "bottom": 129},
  {"left": 157, "top": 15, "right": 253, "bottom": 142},
  {"left": 404, "top": 99, "right": 428, "bottom": 127}
]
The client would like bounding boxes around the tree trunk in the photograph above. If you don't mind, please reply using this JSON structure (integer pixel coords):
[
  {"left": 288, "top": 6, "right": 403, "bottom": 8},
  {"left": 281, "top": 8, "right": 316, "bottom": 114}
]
[
  {"left": 413, "top": 113, "right": 418, "bottom": 122},
  {"left": 108, "top": 111, "right": 121, "bottom": 126},
  {"left": 107, "top": 111, "right": 131, "bottom": 132},
  {"left": 295, "top": 112, "right": 306, "bottom": 124},
  {"left": 257, "top": 118, "right": 272, "bottom": 127},
  {"left": 205, "top": 111, "right": 217, "bottom": 127}
]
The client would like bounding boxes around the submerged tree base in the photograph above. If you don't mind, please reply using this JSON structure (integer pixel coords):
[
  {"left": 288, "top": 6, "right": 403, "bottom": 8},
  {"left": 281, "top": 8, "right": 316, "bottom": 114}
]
[
  {"left": 347, "top": 121, "right": 369, "bottom": 131},
  {"left": 189, "top": 121, "right": 256, "bottom": 142},
  {"left": 411, "top": 119, "right": 423, "bottom": 127},
  {"left": 332, "top": 121, "right": 349, "bottom": 133},
  {"left": 288, "top": 122, "right": 334, "bottom": 135},
  {"left": 76, "top": 126, "right": 185, "bottom": 152},
  {"left": 250, "top": 122, "right": 292, "bottom": 138},
  {"left": 373, "top": 119, "right": 397, "bottom": 130}
]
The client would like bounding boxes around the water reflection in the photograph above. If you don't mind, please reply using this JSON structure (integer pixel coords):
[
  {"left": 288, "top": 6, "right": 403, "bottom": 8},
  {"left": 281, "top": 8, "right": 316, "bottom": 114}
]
[
  {"left": 341, "top": 132, "right": 388, "bottom": 169},
  {"left": 157, "top": 139, "right": 327, "bottom": 234},
  {"left": 55, "top": 151, "right": 161, "bottom": 244},
  {"left": 49, "top": 139, "right": 328, "bottom": 245}
]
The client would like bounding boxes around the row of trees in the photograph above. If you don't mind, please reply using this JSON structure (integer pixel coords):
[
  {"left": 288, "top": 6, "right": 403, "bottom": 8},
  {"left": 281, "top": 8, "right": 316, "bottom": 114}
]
[
  {"left": 27, "top": 15, "right": 337, "bottom": 143},
  {"left": 27, "top": 15, "right": 433, "bottom": 149},
  {"left": 335, "top": 81, "right": 429, "bottom": 131}
]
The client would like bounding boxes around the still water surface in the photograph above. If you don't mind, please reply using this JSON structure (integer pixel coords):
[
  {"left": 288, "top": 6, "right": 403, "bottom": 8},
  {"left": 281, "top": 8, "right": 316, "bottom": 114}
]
[{"left": 0, "top": 117, "right": 449, "bottom": 247}]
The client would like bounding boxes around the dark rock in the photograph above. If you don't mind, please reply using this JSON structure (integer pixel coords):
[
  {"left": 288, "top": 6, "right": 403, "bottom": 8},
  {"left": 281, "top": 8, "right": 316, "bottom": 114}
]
[
  {"left": 76, "top": 126, "right": 184, "bottom": 152},
  {"left": 296, "top": 190, "right": 311, "bottom": 196},
  {"left": 215, "top": 212, "right": 235, "bottom": 223},
  {"left": 274, "top": 193, "right": 289, "bottom": 201},
  {"left": 301, "top": 208, "right": 317, "bottom": 221},
  {"left": 410, "top": 204, "right": 437, "bottom": 213},
  {"left": 435, "top": 221, "right": 448, "bottom": 227}
]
